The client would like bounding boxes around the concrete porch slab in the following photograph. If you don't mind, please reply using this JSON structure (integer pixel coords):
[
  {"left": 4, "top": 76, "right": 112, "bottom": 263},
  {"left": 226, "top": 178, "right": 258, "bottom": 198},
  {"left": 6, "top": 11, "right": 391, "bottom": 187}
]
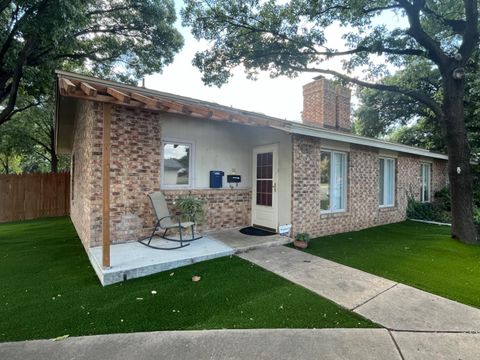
[
  {"left": 207, "top": 228, "right": 292, "bottom": 253},
  {"left": 89, "top": 236, "right": 234, "bottom": 286}
]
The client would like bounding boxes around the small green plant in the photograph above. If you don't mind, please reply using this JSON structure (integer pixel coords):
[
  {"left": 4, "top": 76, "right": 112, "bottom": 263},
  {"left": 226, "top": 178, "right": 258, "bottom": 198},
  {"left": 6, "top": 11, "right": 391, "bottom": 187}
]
[
  {"left": 295, "top": 233, "right": 311, "bottom": 243},
  {"left": 175, "top": 195, "right": 204, "bottom": 223}
]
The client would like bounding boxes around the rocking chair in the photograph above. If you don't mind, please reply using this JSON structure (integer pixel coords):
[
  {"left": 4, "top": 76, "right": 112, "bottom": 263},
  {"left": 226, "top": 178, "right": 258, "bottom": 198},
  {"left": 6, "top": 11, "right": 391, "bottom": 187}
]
[{"left": 138, "top": 192, "right": 202, "bottom": 250}]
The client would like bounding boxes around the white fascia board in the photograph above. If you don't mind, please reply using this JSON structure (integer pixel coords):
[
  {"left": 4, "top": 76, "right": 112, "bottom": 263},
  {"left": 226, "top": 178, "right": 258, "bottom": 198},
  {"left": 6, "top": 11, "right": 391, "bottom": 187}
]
[{"left": 284, "top": 123, "right": 448, "bottom": 160}]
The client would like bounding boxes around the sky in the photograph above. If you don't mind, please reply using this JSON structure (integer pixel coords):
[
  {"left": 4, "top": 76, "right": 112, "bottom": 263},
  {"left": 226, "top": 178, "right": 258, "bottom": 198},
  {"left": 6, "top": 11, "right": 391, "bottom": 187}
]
[{"left": 144, "top": 2, "right": 406, "bottom": 122}]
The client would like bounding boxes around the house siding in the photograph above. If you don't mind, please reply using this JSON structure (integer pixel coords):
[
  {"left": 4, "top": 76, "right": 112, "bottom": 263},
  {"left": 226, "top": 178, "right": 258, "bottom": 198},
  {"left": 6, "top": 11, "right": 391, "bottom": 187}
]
[{"left": 291, "top": 134, "right": 448, "bottom": 238}]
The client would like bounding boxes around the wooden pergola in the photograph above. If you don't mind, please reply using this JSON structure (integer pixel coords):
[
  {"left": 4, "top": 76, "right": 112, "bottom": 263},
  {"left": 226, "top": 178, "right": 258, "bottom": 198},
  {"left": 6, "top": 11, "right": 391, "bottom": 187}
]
[{"left": 57, "top": 73, "right": 288, "bottom": 269}]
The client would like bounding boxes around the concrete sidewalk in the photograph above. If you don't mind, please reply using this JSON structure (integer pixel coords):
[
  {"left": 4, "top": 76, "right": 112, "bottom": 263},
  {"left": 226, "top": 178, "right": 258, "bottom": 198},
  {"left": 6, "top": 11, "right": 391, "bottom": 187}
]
[
  {"left": 1, "top": 329, "right": 479, "bottom": 360},
  {"left": 238, "top": 246, "right": 480, "bottom": 332}
]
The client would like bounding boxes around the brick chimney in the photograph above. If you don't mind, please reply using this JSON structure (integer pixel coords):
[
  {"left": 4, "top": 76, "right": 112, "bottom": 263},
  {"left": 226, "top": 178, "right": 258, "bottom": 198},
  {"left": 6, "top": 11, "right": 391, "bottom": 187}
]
[{"left": 302, "top": 76, "right": 351, "bottom": 132}]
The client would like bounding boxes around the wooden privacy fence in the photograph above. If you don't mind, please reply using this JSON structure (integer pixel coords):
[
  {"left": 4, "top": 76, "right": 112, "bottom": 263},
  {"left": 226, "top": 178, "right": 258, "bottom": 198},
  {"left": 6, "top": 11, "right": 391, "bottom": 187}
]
[{"left": 0, "top": 172, "right": 70, "bottom": 223}]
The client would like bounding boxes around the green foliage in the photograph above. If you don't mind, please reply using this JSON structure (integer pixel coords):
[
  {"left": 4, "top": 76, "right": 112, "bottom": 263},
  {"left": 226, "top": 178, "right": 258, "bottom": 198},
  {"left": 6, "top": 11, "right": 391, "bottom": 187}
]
[
  {"left": 295, "top": 232, "right": 311, "bottom": 243},
  {"left": 473, "top": 207, "right": 480, "bottom": 226},
  {"left": 434, "top": 187, "right": 452, "bottom": 212},
  {"left": 406, "top": 198, "right": 452, "bottom": 224},
  {"left": 0, "top": 99, "right": 70, "bottom": 173},
  {"left": 407, "top": 187, "right": 479, "bottom": 226},
  {"left": 0, "top": 117, "right": 34, "bottom": 173},
  {"left": 175, "top": 195, "right": 205, "bottom": 223},
  {"left": 0, "top": 0, "right": 183, "bottom": 124},
  {"left": 0, "top": 217, "right": 375, "bottom": 342}
]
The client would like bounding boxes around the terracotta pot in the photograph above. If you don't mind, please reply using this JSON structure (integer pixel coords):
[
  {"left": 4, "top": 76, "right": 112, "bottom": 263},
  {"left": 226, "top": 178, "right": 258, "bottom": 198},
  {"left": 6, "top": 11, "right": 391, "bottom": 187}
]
[{"left": 293, "top": 240, "right": 308, "bottom": 249}]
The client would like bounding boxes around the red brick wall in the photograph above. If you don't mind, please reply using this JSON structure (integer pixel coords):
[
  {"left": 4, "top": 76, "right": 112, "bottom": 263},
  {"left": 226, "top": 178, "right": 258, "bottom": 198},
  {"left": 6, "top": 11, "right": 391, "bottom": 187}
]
[
  {"left": 163, "top": 189, "right": 251, "bottom": 233},
  {"left": 302, "top": 77, "right": 351, "bottom": 132},
  {"left": 291, "top": 135, "right": 448, "bottom": 238},
  {"left": 70, "top": 101, "right": 101, "bottom": 249}
]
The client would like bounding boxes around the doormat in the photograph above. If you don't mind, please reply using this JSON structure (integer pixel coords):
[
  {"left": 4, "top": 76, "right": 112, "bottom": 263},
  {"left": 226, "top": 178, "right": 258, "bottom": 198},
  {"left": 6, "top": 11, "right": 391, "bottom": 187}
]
[{"left": 239, "top": 227, "right": 276, "bottom": 236}]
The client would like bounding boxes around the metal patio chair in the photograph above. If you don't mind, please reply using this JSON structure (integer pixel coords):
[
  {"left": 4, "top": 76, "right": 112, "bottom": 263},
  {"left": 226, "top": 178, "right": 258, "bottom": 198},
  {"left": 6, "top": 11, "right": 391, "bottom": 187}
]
[{"left": 138, "top": 192, "right": 202, "bottom": 250}]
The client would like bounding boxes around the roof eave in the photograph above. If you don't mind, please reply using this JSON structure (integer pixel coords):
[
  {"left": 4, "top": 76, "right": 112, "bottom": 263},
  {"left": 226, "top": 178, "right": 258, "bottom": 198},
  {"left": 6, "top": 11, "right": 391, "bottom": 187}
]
[{"left": 280, "top": 123, "right": 449, "bottom": 160}]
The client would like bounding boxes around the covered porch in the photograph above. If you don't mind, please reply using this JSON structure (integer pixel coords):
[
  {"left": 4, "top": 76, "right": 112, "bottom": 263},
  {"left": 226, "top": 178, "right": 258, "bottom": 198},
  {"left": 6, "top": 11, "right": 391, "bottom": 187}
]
[{"left": 55, "top": 71, "right": 294, "bottom": 285}]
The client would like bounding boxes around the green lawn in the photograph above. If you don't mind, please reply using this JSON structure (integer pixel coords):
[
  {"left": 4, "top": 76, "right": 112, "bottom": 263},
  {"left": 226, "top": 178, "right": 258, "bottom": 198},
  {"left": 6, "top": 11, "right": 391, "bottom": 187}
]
[
  {"left": 303, "top": 221, "right": 480, "bottom": 308},
  {"left": 0, "top": 217, "right": 375, "bottom": 342}
]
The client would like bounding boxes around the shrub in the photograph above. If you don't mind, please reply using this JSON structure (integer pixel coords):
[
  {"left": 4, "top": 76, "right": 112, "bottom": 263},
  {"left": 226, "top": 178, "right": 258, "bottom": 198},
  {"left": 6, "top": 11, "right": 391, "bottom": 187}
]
[
  {"left": 474, "top": 207, "right": 480, "bottom": 226},
  {"left": 434, "top": 187, "right": 451, "bottom": 212},
  {"left": 406, "top": 197, "right": 452, "bottom": 223}
]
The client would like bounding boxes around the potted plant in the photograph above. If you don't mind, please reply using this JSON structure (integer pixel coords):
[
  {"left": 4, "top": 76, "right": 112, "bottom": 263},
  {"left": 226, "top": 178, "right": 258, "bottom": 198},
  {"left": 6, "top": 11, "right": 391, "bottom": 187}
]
[
  {"left": 293, "top": 233, "right": 310, "bottom": 249},
  {"left": 175, "top": 195, "right": 204, "bottom": 224}
]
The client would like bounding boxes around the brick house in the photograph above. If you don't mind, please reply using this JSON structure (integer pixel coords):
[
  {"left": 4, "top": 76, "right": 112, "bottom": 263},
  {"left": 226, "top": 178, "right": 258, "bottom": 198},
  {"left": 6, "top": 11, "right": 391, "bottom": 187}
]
[{"left": 55, "top": 71, "right": 448, "bottom": 268}]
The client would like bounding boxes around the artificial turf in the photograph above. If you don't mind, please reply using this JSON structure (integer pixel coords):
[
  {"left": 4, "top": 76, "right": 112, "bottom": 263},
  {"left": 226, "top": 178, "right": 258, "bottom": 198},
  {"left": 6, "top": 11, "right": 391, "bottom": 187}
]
[
  {"left": 0, "top": 217, "right": 375, "bottom": 342},
  {"left": 302, "top": 220, "right": 480, "bottom": 308}
]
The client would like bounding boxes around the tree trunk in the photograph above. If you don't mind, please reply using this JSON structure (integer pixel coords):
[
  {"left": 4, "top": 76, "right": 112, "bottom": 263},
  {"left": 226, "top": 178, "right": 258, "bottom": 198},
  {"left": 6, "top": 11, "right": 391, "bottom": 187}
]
[
  {"left": 442, "top": 76, "right": 478, "bottom": 244},
  {"left": 49, "top": 127, "right": 58, "bottom": 173},
  {"left": 50, "top": 151, "right": 58, "bottom": 173}
]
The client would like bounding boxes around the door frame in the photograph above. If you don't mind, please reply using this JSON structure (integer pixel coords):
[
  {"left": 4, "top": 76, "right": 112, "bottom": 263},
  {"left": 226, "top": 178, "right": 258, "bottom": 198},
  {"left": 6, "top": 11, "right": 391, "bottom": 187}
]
[{"left": 251, "top": 143, "right": 279, "bottom": 231}]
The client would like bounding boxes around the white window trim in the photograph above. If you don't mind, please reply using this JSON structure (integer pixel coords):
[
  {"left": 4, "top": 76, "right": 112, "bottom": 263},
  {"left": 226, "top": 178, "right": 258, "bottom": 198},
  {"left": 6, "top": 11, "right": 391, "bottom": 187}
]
[
  {"left": 421, "top": 162, "right": 431, "bottom": 203},
  {"left": 379, "top": 157, "right": 396, "bottom": 208},
  {"left": 161, "top": 137, "right": 195, "bottom": 189},
  {"left": 320, "top": 149, "right": 348, "bottom": 214}
]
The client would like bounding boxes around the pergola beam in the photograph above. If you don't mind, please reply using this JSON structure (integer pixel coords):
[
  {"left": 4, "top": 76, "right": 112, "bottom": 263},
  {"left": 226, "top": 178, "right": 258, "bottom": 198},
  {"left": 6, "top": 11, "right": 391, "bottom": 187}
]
[
  {"left": 107, "top": 87, "right": 130, "bottom": 103},
  {"left": 131, "top": 92, "right": 160, "bottom": 107},
  {"left": 59, "top": 78, "right": 76, "bottom": 93},
  {"left": 80, "top": 82, "right": 97, "bottom": 97}
]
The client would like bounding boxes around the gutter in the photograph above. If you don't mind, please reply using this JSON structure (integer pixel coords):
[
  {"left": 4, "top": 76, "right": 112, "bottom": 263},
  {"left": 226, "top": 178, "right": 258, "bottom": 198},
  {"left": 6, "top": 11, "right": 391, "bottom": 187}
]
[{"left": 276, "top": 123, "right": 449, "bottom": 160}]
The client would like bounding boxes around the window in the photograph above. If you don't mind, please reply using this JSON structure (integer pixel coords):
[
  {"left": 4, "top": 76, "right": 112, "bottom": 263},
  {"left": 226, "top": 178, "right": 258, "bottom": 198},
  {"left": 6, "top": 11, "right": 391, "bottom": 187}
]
[
  {"left": 379, "top": 157, "right": 395, "bottom": 207},
  {"left": 162, "top": 140, "right": 192, "bottom": 188},
  {"left": 421, "top": 163, "right": 431, "bottom": 202},
  {"left": 320, "top": 151, "right": 347, "bottom": 212},
  {"left": 256, "top": 152, "right": 273, "bottom": 206}
]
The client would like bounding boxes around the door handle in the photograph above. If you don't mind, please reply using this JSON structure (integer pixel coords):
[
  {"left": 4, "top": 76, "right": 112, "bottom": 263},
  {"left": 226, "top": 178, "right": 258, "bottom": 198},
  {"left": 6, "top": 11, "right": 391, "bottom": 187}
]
[{"left": 273, "top": 182, "right": 277, "bottom": 192}]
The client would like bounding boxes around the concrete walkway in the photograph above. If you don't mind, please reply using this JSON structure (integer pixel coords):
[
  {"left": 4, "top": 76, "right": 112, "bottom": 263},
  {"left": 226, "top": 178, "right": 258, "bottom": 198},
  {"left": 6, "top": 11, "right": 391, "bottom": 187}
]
[
  {"left": 1, "top": 329, "right": 479, "bottom": 360},
  {"left": 239, "top": 246, "right": 480, "bottom": 333}
]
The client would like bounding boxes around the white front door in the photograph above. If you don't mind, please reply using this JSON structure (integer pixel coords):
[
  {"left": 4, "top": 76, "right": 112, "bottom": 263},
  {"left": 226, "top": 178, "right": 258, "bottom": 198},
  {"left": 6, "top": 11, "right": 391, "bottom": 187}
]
[{"left": 252, "top": 144, "right": 278, "bottom": 231}]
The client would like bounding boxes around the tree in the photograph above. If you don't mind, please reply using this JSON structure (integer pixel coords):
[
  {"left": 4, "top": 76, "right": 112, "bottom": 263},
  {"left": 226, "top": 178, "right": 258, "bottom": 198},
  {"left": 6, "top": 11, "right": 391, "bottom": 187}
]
[
  {"left": 0, "top": 118, "right": 32, "bottom": 173},
  {"left": 182, "top": 0, "right": 479, "bottom": 244},
  {"left": 354, "top": 56, "right": 480, "bottom": 163},
  {"left": 0, "top": 0, "right": 183, "bottom": 126},
  {"left": 10, "top": 99, "right": 70, "bottom": 173}
]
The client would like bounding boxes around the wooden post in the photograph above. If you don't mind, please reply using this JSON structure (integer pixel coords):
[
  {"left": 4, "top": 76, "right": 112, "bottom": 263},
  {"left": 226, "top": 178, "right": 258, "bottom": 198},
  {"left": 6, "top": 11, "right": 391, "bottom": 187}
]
[{"left": 102, "top": 103, "right": 112, "bottom": 268}]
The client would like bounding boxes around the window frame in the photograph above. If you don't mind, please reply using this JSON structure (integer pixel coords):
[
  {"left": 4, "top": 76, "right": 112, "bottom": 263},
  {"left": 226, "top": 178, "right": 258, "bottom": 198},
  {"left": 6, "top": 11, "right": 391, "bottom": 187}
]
[
  {"left": 420, "top": 162, "right": 431, "bottom": 203},
  {"left": 320, "top": 149, "right": 348, "bottom": 214},
  {"left": 379, "top": 157, "right": 396, "bottom": 208},
  {"left": 160, "top": 138, "right": 194, "bottom": 189}
]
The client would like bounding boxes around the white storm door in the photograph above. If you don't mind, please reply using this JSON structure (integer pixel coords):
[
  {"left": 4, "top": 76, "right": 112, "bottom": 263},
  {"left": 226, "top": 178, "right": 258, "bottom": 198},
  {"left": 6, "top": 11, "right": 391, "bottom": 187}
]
[{"left": 252, "top": 144, "right": 278, "bottom": 231}]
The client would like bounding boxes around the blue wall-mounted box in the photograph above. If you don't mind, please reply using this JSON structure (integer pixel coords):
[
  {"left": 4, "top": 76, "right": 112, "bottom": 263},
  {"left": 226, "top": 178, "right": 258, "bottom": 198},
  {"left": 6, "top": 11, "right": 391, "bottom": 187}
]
[{"left": 209, "top": 170, "right": 224, "bottom": 188}]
